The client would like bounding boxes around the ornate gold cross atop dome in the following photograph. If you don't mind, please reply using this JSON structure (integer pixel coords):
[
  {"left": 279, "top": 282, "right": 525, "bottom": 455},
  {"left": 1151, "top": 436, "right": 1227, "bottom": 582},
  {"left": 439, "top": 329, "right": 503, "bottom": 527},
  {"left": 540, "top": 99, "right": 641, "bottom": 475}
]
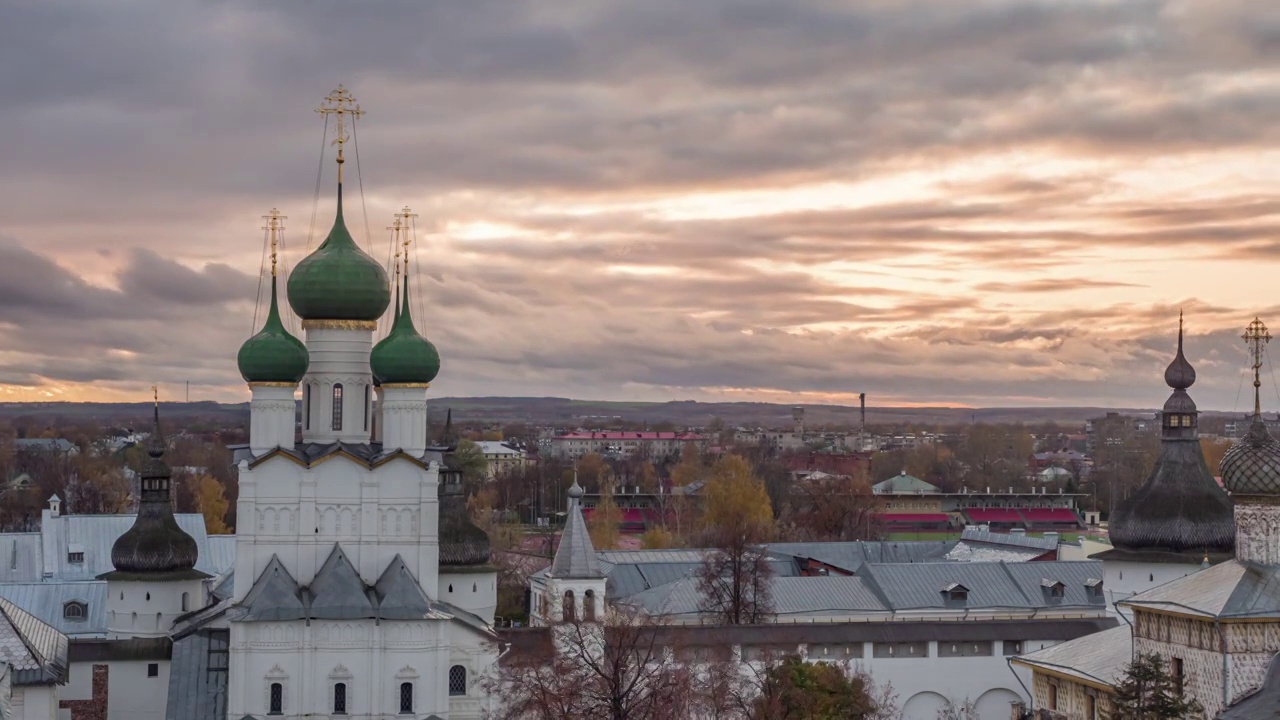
[
  {"left": 263, "top": 209, "right": 286, "bottom": 277},
  {"left": 315, "top": 85, "right": 365, "bottom": 180},
  {"left": 1245, "top": 317, "right": 1271, "bottom": 416}
]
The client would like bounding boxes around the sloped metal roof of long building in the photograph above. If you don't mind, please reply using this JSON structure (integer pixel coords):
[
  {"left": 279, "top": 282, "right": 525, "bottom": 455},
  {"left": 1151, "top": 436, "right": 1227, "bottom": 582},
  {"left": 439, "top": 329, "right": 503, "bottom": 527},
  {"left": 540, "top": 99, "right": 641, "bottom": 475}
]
[
  {"left": 165, "top": 628, "right": 229, "bottom": 720},
  {"left": 1012, "top": 624, "right": 1131, "bottom": 690},
  {"left": 860, "top": 561, "right": 1106, "bottom": 611},
  {"left": 1, "top": 514, "right": 232, "bottom": 583},
  {"left": 0, "top": 581, "right": 108, "bottom": 637},
  {"left": 1122, "top": 560, "right": 1280, "bottom": 619},
  {"left": 766, "top": 540, "right": 954, "bottom": 572}
]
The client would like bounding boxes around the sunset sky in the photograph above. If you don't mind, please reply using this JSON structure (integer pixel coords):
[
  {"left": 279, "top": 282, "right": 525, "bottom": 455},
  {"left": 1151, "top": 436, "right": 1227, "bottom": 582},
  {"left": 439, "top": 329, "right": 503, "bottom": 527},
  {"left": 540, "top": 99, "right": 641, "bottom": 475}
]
[{"left": 2, "top": 0, "right": 1278, "bottom": 409}]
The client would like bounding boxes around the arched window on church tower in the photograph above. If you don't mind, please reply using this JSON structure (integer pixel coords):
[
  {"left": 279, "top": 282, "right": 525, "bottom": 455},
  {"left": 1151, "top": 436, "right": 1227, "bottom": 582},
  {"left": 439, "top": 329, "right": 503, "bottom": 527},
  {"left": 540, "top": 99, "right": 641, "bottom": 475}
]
[
  {"left": 563, "top": 590, "right": 576, "bottom": 622},
  {"left": 583, "top": 589, "right": 596, "bottom": 621},
  {"left": 332, "top": 384, "right": 344, "bottom": 431}
]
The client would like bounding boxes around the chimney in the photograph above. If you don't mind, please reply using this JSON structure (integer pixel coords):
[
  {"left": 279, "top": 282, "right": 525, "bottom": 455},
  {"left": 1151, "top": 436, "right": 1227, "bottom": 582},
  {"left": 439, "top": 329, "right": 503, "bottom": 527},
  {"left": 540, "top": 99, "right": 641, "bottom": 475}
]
[{"left": 47, "top": 494, "right": 61, "bottom": 518}]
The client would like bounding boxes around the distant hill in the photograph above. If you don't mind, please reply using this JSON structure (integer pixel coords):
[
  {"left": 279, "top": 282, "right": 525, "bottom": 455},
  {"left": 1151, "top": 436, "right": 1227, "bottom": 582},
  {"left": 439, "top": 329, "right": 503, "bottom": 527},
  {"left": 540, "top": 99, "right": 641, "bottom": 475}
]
[{"left": 0, "top": 397, "right": 1249, "bottom": 430}]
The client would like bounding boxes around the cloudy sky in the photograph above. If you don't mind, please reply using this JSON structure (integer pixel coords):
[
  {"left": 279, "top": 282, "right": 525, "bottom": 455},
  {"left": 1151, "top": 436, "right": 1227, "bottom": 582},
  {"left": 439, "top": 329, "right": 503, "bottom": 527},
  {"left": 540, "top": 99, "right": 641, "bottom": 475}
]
[{"left": 2, "top": 0, "right": 1279, "bottom": 409}]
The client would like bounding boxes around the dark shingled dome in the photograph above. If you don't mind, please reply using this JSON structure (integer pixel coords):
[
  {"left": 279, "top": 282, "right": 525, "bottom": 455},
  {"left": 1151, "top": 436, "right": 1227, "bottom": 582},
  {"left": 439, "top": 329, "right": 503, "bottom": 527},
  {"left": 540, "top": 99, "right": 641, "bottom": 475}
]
[
  {"left": 1109, "top": 322, "right": 1234, "bottom": 554},
  {"left": 110, "top": 407, "right": 199, "bottom": 574},
  {"left": 1221, "top": 418, "right": 1280, "bottom": 496}
]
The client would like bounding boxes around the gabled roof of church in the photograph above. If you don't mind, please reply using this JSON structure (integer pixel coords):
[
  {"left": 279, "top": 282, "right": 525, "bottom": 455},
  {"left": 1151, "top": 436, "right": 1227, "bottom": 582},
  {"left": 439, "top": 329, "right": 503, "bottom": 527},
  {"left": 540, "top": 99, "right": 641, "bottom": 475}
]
[
  {"left": 1120, "top": 560, "right": 1280, "bottom": 620},
  {"left": 238, "top": 555, "right": 306, "bottom": 622},
  {"left": 0, "top": 595, "right": 69, "bottom": 685},
  {"left": 308, "top": 545, "right": 375, "bottom": 619},
  {"left": 551, "top": 481, "right": 603, "bottom": 579},
  {"left": 247, "top": 441, "right": 442, "bottom": 469},
  {"left": 373, "top": 555, "right": 433, "bottom": 620}
]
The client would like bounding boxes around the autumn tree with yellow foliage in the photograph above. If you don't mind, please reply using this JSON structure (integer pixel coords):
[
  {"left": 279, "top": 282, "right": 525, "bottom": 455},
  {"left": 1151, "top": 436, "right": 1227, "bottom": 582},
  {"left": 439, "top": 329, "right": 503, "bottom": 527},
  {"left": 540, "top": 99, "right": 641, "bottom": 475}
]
[
  {"left": 588, "top": 480, "right": 622, "bottom": 550},
  {"left": 192, "top": 475, "right": 230, "bottom": 534},
  {"left": 698, "top": 455, "right": 775, "bottom": 624}
]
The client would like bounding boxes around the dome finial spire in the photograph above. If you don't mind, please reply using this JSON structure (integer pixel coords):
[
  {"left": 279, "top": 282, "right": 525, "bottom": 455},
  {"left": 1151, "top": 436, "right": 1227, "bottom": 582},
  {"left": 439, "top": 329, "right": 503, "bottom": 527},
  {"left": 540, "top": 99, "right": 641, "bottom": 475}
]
[
  {"left": 1165, "top": 312, "right": 1196, "bottom": 390},
  {"left": 316, "top": 85, "right": 364, "bottom": 186},
  {"left": 1244, "top": 317, "right": 1271, "bottom": 419},
  {"left": 390, "top": 217, "right": 403, "bottom": 324},
  {"left": 265, "top": 209, "right": 285, "bottom": 278}
]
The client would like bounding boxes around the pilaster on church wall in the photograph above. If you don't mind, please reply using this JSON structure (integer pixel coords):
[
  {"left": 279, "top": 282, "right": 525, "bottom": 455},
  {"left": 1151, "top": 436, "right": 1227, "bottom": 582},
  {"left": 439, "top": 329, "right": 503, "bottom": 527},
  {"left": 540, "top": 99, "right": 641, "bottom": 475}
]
[{"left": 1224, "top": 622, "right": 1280, "bottom": 704}]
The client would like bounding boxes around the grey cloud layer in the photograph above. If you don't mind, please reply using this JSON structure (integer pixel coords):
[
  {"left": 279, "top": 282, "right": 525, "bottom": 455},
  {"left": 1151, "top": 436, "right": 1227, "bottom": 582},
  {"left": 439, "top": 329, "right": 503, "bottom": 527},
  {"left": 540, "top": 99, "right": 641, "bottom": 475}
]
[{"left": 0, "top": 0, "right": 1276, "bottom": 406}]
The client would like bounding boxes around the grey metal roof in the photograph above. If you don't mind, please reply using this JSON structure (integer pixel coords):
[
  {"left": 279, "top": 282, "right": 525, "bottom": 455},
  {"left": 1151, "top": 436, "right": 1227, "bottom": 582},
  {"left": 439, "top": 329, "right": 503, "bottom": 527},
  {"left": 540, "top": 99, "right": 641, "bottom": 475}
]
[
  {"left": 1122, "top": 560, "right": 1280, "bottom": 620},
  {"left": 373, "top": 555, "right": 433, "bottom": 620},
  {"left": 0, "top": 595, "right": 68, "bottom": 685},
  {"left": 1221, "top": 653, "right": 1280, "bottom": 719},
  {"left": 624, "top": 575, "right": 890, "bottom": 618},
  {"left": 0, "top": 534, "right": 41, "bottom": 583},
  {"left": 14, "top": 438, "right": 75, "bottom": 453},
  {"left": 597, "top": 550, "right": 710, "bottom": 565},
  {"left": 237, "top": 556, "right": 306, "bottom": 622},
  {"left": 550, "top": 496, "right": 602, "bottom": 579},
  {"left": 767, "top": 540, "right": 954, "bottom": 572},
  {"left": 958, "top": 527, "right": 1058, "bottom": 551},
  {"left": 307, "top": 545, "right": 375, "bottom": 620},
  {"left": 944, "top": 543, "right": 1043, "bottom": 563},
  {"left": 1012, "top": 624, "right": 1132, "bottom": 690},
  {"left": 203, "top": 536, "right": 236, "bottom": 577},
  {"left": 872, "top": 472, "right": 940, "bottom": 494},
  {"left": 248, "top": 441, "right": 443, "bottom": 469},
  {"left": 860, "top": 561, "right": 1107, "bottom": 611},
  {"left": 210, "top": 571, "right": 234, "bottom": 601},
  {"left": 165, "top": 628, "right": 229, "bottom": 720},
  {"left": 0, "top": 581, "right": 108, "bottom": 637},
  {"left": 37, "top": 513, "right": 222, "bottom": 580}
]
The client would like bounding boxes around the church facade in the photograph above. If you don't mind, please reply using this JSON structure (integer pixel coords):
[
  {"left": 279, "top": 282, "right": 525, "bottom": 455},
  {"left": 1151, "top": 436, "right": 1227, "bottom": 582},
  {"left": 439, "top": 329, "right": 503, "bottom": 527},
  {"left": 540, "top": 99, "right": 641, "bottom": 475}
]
[{"left": 222, "top": 87, "right": 497, "bottom": 720}]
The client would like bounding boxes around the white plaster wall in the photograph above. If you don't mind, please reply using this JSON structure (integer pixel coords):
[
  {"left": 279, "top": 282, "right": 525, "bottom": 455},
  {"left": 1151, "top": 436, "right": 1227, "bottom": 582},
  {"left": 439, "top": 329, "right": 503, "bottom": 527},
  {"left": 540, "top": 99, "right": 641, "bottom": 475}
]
[
  {"left": 249, "top": 384, "right": 298, "bottom": 454},
  {"left": 300, "top": 327, "right": 375, "bottom": 445},
  {"left": 227, "top": 618, "right": 455, "bottom": 719},
  {"left": 440, "top": 571, "right": 498, "bottom": 624},
  {"left": 106, "top": 660, "right": 169, "bottom": 720},
  {"left": 233, "top": 454, "right": 440, "bottom": 599},
  {"left": 15, "top": 686, "right": 56, "bottom": 720},
  {"left": 380, "top": 386, "right": 428, "bottom": 456},
  {"left": 105, "top": 578, "right": 205, "bottom": 638},
  {"left": 1103, "top": 559, "right": 1201, "bottom": 612}
]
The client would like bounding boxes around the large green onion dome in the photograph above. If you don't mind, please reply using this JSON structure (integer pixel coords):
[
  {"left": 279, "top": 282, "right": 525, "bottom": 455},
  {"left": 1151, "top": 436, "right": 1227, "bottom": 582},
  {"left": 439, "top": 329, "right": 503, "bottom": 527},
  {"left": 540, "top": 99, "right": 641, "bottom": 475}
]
[
  {"left": 238, "top": 276, "right": 309, "bottom": 383},
  {"left": 371, "top": 272, "right": 440, "bottom": 385},
  {"left": 287, "top": 184, "right": 391, "bottom": 321}
]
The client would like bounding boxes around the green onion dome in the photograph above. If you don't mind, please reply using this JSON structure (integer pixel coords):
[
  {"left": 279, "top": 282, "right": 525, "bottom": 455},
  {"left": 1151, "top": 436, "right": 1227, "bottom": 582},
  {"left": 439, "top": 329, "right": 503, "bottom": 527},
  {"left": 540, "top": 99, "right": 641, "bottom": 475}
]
[
  {"left": 371, "top": 272, "right": 440, "bottom": 385},
  {"left": 287, "top": 184, "right": 391, "bottom": 321},
  {"left": 237, "top": 276, "right": 309, "bottom": 383}
]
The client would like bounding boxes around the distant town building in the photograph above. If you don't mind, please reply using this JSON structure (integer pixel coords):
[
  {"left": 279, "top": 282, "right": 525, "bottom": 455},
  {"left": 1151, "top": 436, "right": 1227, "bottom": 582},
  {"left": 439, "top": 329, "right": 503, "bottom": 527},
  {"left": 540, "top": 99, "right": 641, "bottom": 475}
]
[
  {"left": 13, "top": 438, "right": 78, "bottom": 456},
  {"left": 551, "top": 431, "right": 708, "bottom": 459},
  {"left": 474, "top": 440, "right": 528, "bottom": 478},
  {"left": 871, "top": 472, "right": 1086, "bottom": 533}
]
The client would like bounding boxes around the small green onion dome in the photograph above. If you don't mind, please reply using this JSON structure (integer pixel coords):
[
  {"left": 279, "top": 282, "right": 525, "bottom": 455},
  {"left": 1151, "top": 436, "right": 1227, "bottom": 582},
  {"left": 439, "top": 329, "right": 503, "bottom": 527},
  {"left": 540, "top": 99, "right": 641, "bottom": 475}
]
[
  {"left": 238, "top": 276, "right": 309, "bottom": 383},
  {"left": 371, "top": 272, "right": 440, "bottom": 385},
  {"left": 287, "top": 184, "right": 391, "bottom": 321}
]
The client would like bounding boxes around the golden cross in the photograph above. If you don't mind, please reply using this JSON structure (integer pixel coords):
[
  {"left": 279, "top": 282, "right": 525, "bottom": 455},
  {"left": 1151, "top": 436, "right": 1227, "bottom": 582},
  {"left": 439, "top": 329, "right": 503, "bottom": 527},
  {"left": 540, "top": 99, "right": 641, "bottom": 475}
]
[
  {"left": 263, "top": 209, "right": 286, "bottom": 277},
  {"left": 1244, "top": 317, "right": 1271, "bottom": 416},
  {"left": 389, "top": 217, "right": 403, "bottom": 285},
  {"left": 315, "top": 85, "right": 365, "bottom": 179},
  {"left": 397, "top": 206, "right": 417, "bottom": 273}
]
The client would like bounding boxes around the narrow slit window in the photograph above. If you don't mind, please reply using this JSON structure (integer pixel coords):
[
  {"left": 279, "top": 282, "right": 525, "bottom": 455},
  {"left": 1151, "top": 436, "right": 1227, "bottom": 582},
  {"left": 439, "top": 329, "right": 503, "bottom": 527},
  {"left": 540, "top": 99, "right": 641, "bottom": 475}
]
[
  {"left": 363, "top": 385, "right": 370, "bottom": 431},
  {"left": 333, "top": 682, "right": 347, "bottom": 714},
  {"left": 332, "top": 384, "right": 344, "bottom": 432}
]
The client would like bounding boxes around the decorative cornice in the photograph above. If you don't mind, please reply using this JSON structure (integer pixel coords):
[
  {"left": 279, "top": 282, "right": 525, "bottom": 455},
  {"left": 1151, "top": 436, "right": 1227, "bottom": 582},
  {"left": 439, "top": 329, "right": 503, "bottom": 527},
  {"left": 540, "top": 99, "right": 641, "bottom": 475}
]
[
  {"left": 382, "top": 382, "right": 431, "bottom": 389},
  {"left": 248, "top": 381, "right": 298, "bottom": 388},
  {"left": 302, "top": 319, "right": 378, "bottom": 331}
]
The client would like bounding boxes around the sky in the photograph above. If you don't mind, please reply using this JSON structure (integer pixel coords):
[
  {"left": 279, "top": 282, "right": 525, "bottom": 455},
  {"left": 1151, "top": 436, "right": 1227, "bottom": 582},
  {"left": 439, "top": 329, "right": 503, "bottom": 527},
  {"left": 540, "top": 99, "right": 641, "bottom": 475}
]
[{"left": 1, "top": 0, "right": 1279, "bottom": 410}]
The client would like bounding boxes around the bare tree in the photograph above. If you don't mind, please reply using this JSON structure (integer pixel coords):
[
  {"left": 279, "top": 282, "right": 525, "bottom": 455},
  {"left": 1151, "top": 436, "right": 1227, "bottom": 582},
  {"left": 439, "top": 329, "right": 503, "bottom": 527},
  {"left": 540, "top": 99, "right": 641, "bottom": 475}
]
[
  {"left": 698, "top": 531, "right": 775, "bottom": 625},
  {"left": 486, "top": 607, "right": 694, "bottom": 720}
]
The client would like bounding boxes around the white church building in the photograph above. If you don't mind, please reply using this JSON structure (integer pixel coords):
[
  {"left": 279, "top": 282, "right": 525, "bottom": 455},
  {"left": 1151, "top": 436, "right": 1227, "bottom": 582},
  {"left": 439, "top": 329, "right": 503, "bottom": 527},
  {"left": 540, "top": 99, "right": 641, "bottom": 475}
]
[{"left": 0, "top": 87, "right": 498, "bottom": 720}]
